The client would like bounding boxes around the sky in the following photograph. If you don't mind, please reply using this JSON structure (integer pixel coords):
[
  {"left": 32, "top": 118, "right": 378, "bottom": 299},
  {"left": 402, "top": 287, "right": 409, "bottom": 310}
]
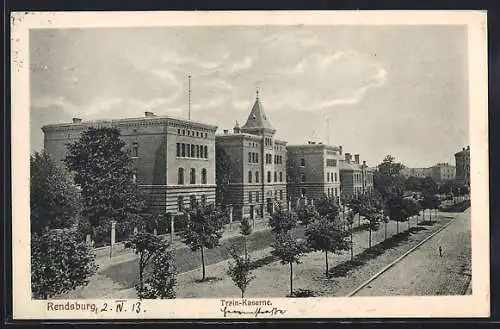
[{"left": 29, "top": 25, "right": 469, "bottom": 168}]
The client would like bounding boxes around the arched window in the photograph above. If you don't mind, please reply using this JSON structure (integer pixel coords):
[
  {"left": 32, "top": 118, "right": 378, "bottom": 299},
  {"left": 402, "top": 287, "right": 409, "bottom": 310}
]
[
  {"left": 248, "top": 171, "right": 253, "bottom": 183},
  {"left": 274, "top": 172, "right": 277, "bottom": 182},
  {"left": 279, "top": 172, "right": 283, "bottom": 182},
  {"left": 255, "top": 171, "right": 259, "bottom": 183},
  {"left": 132, "top": 143, "right": 138, "bottom": 158},
  {"left": 249, "top": 152, "right": 252, "bottom": 163},
  {"left": 190, "top": 168, "right": 196, "bottom": 184},
  {"left": 201, "top": 168, "right": 207, "bottom": 184},
  {"left": 267, "top": 171, "right": 271, "bottom": 183},
  {"left": 256, "top": 153, "right": 259, "bottom": 163},
  {"left": 178, "top": 168, "right": 184, "bottom": 185}
]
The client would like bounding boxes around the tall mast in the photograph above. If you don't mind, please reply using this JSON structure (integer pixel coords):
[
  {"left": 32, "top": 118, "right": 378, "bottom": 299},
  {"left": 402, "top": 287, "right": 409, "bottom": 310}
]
[{"left": 188, "top": 74, "right": 192, "bottom": 120}]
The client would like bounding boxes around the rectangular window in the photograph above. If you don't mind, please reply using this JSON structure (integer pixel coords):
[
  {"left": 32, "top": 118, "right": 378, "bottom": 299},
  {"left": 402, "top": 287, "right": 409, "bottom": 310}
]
[
  {"left": 190, "top": 195, "right": 197, "bottom": 208},
  {"left": 178, "top": 196, "right": 184, "bottom": 211},
  {"left": 204, "top": 146, "right": 208, "bottom": 158},
  {"left": 196, "top": 145, "right": 200, "bottom": 158},
  {"left": 191, "top": 144, "right": 196, "bottom": 158},
  {"left": 182, "top": 143, "right": 186, "bottom": 157},
  {"left": 186, "top": 144, "right": 191, "bottom": 158},
  {"left": 249, "top": 192, "right": 253, "bottom": 203},
  {"left": 132, "top": 143, "right": 138, "bottom": 158},
  {"left": 176, "top": 143, "right": 181, "bottom": 157},
  {"left": 256, "top": 191, "right": 260, "bottom": 203},
  {"left": 249, "top": 152, "right": 252, "bottom": 163},
  {"left": 335, "top": 172, "right": 338, "bottom": 182},
  {"left": 190, "top": 168, "right": 196, "bottom": 184},
  {"left": 300, "top": 158, "right": 305, "bottom": 167},
  {"left": 280, "top": 190, "right": 283, "bottom": 200}
]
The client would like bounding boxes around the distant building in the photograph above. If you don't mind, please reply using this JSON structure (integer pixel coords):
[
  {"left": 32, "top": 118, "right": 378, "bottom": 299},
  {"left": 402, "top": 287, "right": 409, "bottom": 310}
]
[
  {"left": 215, "top": 91, "right": 287, "bottom": 221},
  {"left": 428, "top": 163, "right": 456, "bottom": 182},
  {"left": 286, "top": 142, "right": 343, "bottom": 205},
  {"left": 455, "top": 146, "right": 470, "bottom": 188},
  {"left": 42, "top": 112, "right": 218, "bottom": 215},
  {"left": 339, "top": 153, "right": 374, "bottom": 198},
  {"left": 400, "top": 167, "right": 432, "bottom": 179}
]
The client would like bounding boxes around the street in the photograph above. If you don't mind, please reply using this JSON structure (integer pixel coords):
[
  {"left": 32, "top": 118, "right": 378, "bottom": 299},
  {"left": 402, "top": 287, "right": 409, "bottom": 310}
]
[{"left": 353, "top": 208, "right": 471, "bottom": 296}]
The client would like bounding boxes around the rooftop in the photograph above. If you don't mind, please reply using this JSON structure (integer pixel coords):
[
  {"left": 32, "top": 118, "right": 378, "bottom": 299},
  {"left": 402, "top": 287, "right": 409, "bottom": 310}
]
[{"left": 241, "top": 91, "right": 275, "bottom": 132}]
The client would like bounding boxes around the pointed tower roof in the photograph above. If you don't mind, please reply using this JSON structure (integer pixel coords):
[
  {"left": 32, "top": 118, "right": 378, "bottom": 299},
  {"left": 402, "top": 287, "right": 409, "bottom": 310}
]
[{"left": 241, "top": 90, "right": 275, "bottom": 131}]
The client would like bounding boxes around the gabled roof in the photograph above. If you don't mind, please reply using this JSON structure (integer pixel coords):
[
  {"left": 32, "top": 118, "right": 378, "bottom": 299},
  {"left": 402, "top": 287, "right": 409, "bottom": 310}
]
[{"left": 241, "top": 94, "right": 275, "bottom": 131}]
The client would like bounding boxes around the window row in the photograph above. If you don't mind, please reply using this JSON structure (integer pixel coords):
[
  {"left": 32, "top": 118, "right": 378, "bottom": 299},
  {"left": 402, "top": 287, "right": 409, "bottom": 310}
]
[
  {"left": 177, "top": 194, "right": 207, "bottom": 211},
  {"left": 177, "top": 168, "right": 208, "bottom": 185},
  {"left": 265, "top": 154, "right": 272, "bottom": 164},
  {"left": 274, "top": 154, "right": 283, "bottom": 165},
  {"left": 248, "top": 142, "right": 259, "bottom": 148},
  {"left": 176, "top": 143, "right": 208, "bottom": 159},
  {"left": 326, "top": 172, "right": 338, "bottom": 182},
  {"left": 248, "top": 190, "right": 284, "bottom": 203},
  {"left": 326, "top": 159, "right": 337, "bottom": 167},
  {"left": 265, "top": 171, "right": 284, "bottom": 183},
  {"left": 327, "top": 187, "right": 339, "bottom": 197},
  {"left": 248, "top": 152, "right": 259, "bottom": 163},
  {"left": 177, "top": 128, "right": 208, "bottom": 139},
  {"left": 264, "top": 137, "right": 273, "bottom": 146},
  {"left": 353, "top": 172, "right": 363, "bottom": 184}
]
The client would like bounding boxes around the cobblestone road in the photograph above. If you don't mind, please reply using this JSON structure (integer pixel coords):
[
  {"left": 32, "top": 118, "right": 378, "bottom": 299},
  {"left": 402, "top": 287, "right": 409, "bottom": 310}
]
[{"left": 353, "top": 208, "right": 471, "bottom": 296}]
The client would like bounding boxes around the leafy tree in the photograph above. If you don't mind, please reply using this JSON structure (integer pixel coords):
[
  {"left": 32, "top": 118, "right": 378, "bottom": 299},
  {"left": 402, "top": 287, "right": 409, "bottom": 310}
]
[
  {"left": 403, "top": 197, "right": 421, "bottom": 230},
  {"left": 404, "top": 176, "right": 423, "bottom": 192},
  {"left": 181, "top": 202, "right": 225, "bottom": 281},
  {"left": 386, "top": 192, "right": 407, "bottom": 234},
  {"left": 374, "top": 155, "right": 405, "bottom": 198},
  {"left": 136, "top": 242, "right": 176, "bottom": 299},
  {"left": 227, "top": 247, "right": 254, "bottom": 298},
  {"left": 345, "top": 211, "right": 355, "bottom": 261},
  {"left": 420, "top": 193, "right": 439, "bottom": 221},
  {"left": 215, "top": 145, "right": 232, "bottom": 205},
  {"left": 240, "top": 216, "right": 252, "bottom": 260},
  {"left": 125, "top": 232, "right": 167, "bottom": 297},
  {"left": 31, "top": 228, "right": 98, "bottom": 299},
  {"left": 297, "top": 203, "right": 319, "bottom": 226},
  {"left": 64, "top": 127, "right": 145, "bottom": 228},
  {"left": 30, "top": 151, "right": 80, "bottom": 234},
  {"left": 420, "top": 176, "right": 438, "bottom": 195},
  {"left": 268, "top": 204, "right": 298, "bottom": 234},
  {"left": 305, "top": 217, "right": 350, "bottom": 276},
  {"left": 315, "top": 196, "right": 340, "bottom": 222},
  {"left": 346, "top": 195, "right": 362, "bottom": 227},
  {"left": 358, "top": 192, "right": 383, "bottom": 248},
  {"left": 271, "top": 231, "right": 308, "bottom": 296}
]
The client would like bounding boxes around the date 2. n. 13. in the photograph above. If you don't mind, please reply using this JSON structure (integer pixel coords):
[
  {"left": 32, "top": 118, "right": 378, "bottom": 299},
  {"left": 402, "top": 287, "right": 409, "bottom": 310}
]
[{"left": 99, "top": 300, "right": 144, "bottom": 314}]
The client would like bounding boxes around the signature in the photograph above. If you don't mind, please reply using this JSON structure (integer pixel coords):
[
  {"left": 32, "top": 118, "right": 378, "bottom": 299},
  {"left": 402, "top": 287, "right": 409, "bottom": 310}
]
[{"left": 221, "top": 306, "right": 287, "bottom": 317}]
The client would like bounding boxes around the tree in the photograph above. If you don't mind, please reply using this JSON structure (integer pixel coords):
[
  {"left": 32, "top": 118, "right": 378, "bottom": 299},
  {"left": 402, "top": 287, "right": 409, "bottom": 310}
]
[
  {"left": 374, "top": 155, "right": 405, "bottom": 198},
  {"left": 345, "top": 211, "right": 355, "bottom": 261},
  {"left": 296, "top": 203, "right": 319, "bottom": 226},
  {"left": 31, "top": 228, "right": 98, "bottom": 299},
  {"left": 64, "top": 127, "right": 145, "bottom": 228},
  {"left": 215, "top": 145, "right": 232, "bottom": 205},
  {"left": 240, "top": 216, "right": 252, "bottom": 260},
  {"left": 420, "top": 193, "right": 440, "bottom": 221},
  {"left": 227, "top": 247, "right": 254, "bottom": 298},
  {"left": 402, "top": 197, "right": 421, "bottom": 230},
  {"left": 358, "top": 192, "right": 383, "bottom": 248},
  {"left": 386, "top": 192, "right": 407, "bottom": 234},
  {"left": 346, "top": 195, "right": 362, "bottom": 227},
  {"left": 135, "top": 242, "right": 176, "bottom": 299},
  {"left": 305, "top": 217, "right": 350, "bottom": 276},
  {"left": 124, "top": 232, "right": 167, "bottom": 297},
  {"left": 271, "top": 231, "right": 308, "bottom": 296},
  {"left": 268, "top": 204, "right": 298, "bottom": 234},
  {"left": 315, "top": 196, "right": 340, "bottom": 222},
  {"left": 30, "top": 151, "right": 80, "bottom": 234},
  {"left": 181, "top": 202, "right": 225, "bottom": 281}
]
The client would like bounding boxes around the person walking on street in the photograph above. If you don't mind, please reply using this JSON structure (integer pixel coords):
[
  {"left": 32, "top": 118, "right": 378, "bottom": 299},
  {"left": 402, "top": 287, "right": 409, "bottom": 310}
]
[{"left": 439, "top": 246, "right": 443, "bottom": 257}]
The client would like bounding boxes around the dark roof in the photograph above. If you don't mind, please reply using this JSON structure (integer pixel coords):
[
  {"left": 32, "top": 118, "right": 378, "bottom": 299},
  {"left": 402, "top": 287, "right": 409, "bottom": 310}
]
[{"left": 241, "top": 97, "right": 275, "bottom": 131}]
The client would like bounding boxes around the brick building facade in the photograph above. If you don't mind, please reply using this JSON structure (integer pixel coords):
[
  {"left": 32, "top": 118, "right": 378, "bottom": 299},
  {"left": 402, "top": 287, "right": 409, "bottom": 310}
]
[
  {"left": 339, "top": 153, "right": 374, "bottom": 198},
  {"left": 286, "top": 142, "right": 342, "bottom": 205},
  {"left": 455, "top": 145, "right": 470, "bottom": 188},
  {"left": 215, "top": 92, "right": 287, "bottom": 221},
  {"left": 42, "top": 112, "right": 218, "bottom": 215}
]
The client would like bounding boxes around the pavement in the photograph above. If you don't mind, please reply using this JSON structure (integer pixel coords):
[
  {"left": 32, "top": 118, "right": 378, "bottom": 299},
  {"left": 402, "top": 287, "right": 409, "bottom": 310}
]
[{"left": 353, "top": 208, "right": 471, "bottom": 296}]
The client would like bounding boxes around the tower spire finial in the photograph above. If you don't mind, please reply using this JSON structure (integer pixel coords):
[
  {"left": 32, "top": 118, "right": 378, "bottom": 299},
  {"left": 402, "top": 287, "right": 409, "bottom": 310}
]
[{"left": 255, "top": 80, "right": 262, "bottom": 101}]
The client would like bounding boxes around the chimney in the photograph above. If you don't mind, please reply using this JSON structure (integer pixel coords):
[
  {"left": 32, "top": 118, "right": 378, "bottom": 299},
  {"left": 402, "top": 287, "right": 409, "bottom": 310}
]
[
  {"left": 467, "top": 145, "right": 470, "bottom": 150},
  {"left": 339, "top": 146, "right": 343, "bottom": 155},
  {"left": 72, "top": 118, "right": 82, "bottom": 124},
  {"left": 145, "top": 111, "right": 156, "bottom": 117},
  {"left": 463, "top": 147, "right": 466, "bottom": 151},
  {"left": 354, "top": 154, "right": 360, "bottom": 164},
  {"left": 363, "top": 160, "right": 366, "bottom": 166},
  {"left": 345, "top": 153, "right": 352, "bottom": 163},
  {"left": 223, "top": 129, "right": 229, "bottom": 135}
]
